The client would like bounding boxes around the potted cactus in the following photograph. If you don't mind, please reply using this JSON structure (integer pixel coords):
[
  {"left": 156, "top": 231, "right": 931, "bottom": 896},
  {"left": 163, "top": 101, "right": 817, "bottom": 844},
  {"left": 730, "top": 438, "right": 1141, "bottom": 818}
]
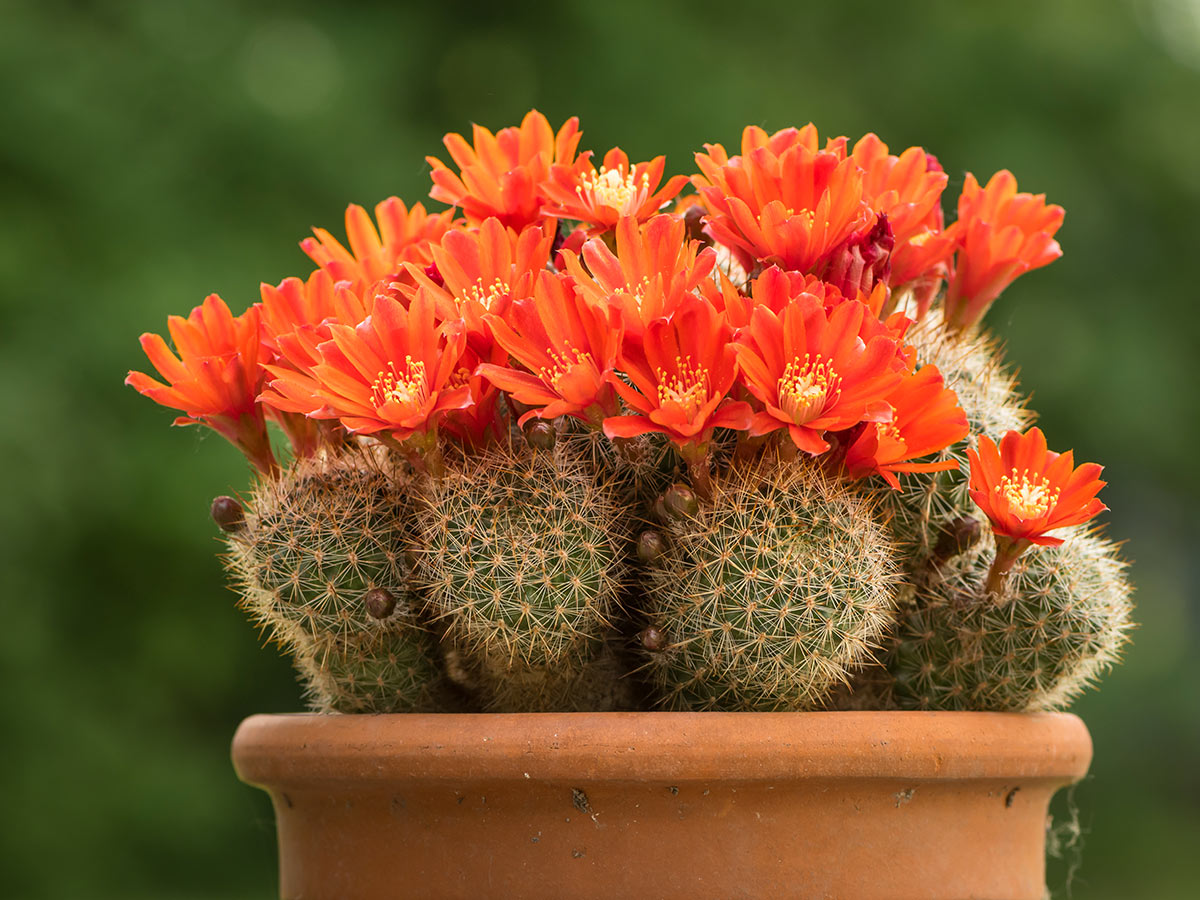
[{"left": 128, "top": 112, "right": 1131, "bottom": 899}]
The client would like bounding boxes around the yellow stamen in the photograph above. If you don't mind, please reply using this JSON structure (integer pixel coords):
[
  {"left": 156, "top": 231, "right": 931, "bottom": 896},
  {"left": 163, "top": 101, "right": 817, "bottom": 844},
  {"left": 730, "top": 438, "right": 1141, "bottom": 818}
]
[
  {"left": 537, "top": 343, "right": 596, "bottom": 391},
  {"left": 777, "top": 355, "right": 838, "bottom": 424},
  {"left": 371, "top": 357, "right": 429, "bottom": 411},
  {"left": 995, "top": 468, "right": 1059, "bottom": 520},
  {"left": 578, "top": 166, "right": 649, "bottom": 213},
  {"left": 467, "top": 277, "right": 508, "bottom": 311},
  {"left": 657, "top": 355, "right": 711, "bottom": 419}
]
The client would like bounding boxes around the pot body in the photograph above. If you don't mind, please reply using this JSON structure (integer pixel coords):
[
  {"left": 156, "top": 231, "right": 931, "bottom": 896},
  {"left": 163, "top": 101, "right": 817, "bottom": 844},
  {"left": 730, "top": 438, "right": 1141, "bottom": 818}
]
[{"left": 232, "top": 711, "right": 1091, "bottom": 900}]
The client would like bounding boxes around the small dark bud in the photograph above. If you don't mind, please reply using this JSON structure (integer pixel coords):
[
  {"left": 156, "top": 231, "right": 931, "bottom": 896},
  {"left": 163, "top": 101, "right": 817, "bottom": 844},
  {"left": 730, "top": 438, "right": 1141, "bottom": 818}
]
[
  {"left": 651, "top": 495, "right": 669, "bottom": 523},
  {"left": 402, "top": 547, "right": 421, "bottom": 572},
  {"left": 934, "top": 515, "right": 983, "bottom": 562},
  {"left": 210, "top": 496, "right": 245, "bottom": 532},
  {"left": 662, "top": 484, "right": 700, "bottom": 520},
  {"left": 639, "top": 626, "right": 668, "bottom": 652},
  {"left": 364, "top": 588, "right": 397, "bottom": 620},
  {"left": 636, "top": 530, "right": 667, "bottom": 565},
  {"left": 524, "top": 419, "right": 557, "bottom": 452},
  {"left": 682, "top": 203, "right": 711, "bottom": 246}
]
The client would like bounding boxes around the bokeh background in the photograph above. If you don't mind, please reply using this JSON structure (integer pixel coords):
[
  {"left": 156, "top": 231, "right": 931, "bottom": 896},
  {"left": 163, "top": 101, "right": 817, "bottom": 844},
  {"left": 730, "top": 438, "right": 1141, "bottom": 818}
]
[{"left": 2, "top": 0, "right": 1197, "bottom": 896}]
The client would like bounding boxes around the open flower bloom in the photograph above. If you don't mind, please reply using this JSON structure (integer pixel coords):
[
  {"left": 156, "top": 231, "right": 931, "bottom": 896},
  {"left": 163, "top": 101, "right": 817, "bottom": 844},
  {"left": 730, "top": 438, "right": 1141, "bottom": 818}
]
[
  {"left": 127, "top": 295, "right": 277, "bottom": 474},
  {"left": 850, "top": 134, "right": 955, "bottom": 288},
  {"left": 733, "top": 294, "right": 904, "bottom": 455},
  {"left": 265, "top": 290, "right": 471, "bottom": 443},
  {"left": 967, "top": 427, "right": 1106, "bottom": 548},
  {"left": 843, "top": 363, "right": 968, "bottom": 488},
  {"left": 943, "top": 171, "right": 1064, "bottom": 330},
  {"left": 562, "top": 214, "right": 715, "bottom": 342},
  {"left": 603, "top": 294, "right": 751, "bottom": 448},
  {"left": 300, "top": 197, "right": 454, "bottom": 288},
  {"left": 542, "top": 147, "right": 688, "bottom": 232},
  {"left": 693, "top": 124, "right": 873, "bottom": 273},
  {"left": 478, "top": 270, "right": 623, "bottom": 426},
  {"left": 427, "top": 110, "right": 582, "bottom": 231},
  {"left": 718, "top": 267, "right": 891, "bottom": 330},
  {"left": 399, "top": 218, "right": 552, "bottom": 355}
]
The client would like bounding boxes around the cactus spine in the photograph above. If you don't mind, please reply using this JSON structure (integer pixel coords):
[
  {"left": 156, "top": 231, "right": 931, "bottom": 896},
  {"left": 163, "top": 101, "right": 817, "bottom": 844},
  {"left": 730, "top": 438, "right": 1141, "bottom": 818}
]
[{"left": 642, "top": 457, "right": 899, "bottom": 710}]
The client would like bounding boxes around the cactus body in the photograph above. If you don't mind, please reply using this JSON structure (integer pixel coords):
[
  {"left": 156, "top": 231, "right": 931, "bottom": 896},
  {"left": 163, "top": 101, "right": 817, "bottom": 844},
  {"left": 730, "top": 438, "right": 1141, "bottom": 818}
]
[
  {"left": 888, "top": 528, "right": 1133, "bottom": 711},
  {"left": 643, "top": 458, "right": 899, "bottom": 710},
  {"left": 225, "top": 450, "right": 442, "bottom": 712},
  {"left": 415, "top": 444, "right": 629, "bottom": 704}
]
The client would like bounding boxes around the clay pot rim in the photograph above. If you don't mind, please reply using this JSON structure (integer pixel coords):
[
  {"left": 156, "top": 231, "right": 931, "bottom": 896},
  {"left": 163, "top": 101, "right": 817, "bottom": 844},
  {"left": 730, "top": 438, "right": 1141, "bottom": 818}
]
[{"left": 233, "top": 710, "right": 1091, "bottom": 786}]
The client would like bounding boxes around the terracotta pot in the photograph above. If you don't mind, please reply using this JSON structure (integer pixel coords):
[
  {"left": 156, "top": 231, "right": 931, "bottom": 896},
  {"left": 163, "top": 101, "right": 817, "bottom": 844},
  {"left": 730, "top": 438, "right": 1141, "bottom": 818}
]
[{"left": 232, "top": 711, "right": 1091, "bottom": 900}]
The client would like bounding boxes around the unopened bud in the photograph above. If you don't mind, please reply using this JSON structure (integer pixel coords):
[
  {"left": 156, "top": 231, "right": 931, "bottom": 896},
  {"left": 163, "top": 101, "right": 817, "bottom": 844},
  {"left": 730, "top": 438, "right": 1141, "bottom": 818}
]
[
  {"left": 402, "top": 547, "right": 421, "bottom": 572},
  {"left": 637, "top": 530, "right": 667, "bottom": 565},
  {"left": 364, "top": 588, "right": 397, "bottom": 620},
  {"left": 639, "top": 626, "right": 668, "bottom": 652},
  {"left": 682, "top": 203, "right": 711, "bottom": 246},
  {"left": 662, "top": 484, "right": 699, "bottom": 520},
  {"left": 210, "top": 496, "right": 245, "bottom": 532},
  {"left": 423, "top": 262, "right": 444, "bottom": 288},
  {"left": 524, "top": 419, "right": 557, "bottom": 452},
  {"left": 934, "top": 516, "right": 983, "bottom": 562}
]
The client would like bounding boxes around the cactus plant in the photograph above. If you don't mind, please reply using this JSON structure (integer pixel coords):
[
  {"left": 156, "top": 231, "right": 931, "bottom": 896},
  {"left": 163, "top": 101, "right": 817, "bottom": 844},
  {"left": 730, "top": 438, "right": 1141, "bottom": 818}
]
[{"left": 126, "top": 112, "right": 1131, "bottom": 726}]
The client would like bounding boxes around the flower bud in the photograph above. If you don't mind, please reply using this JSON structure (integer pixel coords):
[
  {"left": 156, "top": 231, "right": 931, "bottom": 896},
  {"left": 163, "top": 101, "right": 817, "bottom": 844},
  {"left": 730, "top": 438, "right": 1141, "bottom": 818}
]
[
  {"left": 364, "top": 587, "right": 397, "bottom": 620},
  {"left": 524, "top": 419, "right": 557, "bottom": 452},
  {"left": 662, "top": 484, "right": 700, "bottom": 520},
  {"left": 639, "top": 626, "right": 668, "bottom": 652},
  {"left": 636, "top": 530, "right": 667, "bottom": 565},
  {"left": 822, "top": 213, "right": 894, "bottom": 299},
  {"left": 934, "top": 515, "right": 983, "bottom": 562},
  {"left": 210, "top": 496, "right": 245, "bottom": 532}
]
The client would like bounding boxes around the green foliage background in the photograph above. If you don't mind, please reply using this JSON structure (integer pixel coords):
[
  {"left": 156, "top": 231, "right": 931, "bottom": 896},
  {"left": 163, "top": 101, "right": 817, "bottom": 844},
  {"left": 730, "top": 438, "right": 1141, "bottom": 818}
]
[{"left": 1, "top": 0, "right": 1196, "bottom": 896}]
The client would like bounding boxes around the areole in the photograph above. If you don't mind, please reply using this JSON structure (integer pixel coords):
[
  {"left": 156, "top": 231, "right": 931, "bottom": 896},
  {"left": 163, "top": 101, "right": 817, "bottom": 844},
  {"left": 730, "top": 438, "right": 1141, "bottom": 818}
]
[{"left": 233, "top": 710, "right": 1091, "bottom": 900}]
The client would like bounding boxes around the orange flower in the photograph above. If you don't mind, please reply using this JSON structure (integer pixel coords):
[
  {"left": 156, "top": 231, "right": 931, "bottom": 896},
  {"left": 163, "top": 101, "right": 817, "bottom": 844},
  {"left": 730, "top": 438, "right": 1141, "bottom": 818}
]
[
  {"left": 399, "top": 218, "right": 553, "bottom": 354},
  {"left": 561, "top": 214, "right": 715, "bottom": 342},
  {"left": 477, "top": 270, "right": 623, "bottom": 426},
  {"left": 693, "top": 124, "right": 873, "bottom": 273},
  {"left": 732, "top": 294, "right": 903, "bottom": 455},
  {"left": 266, "top": 290, "right": 471, "bottom": 444},
  {"left": 300, "top": 197, "right": 454, "bottom": 288},
  {"left": 843, "top": 364, "right": 968, "bottom": 489},
  {"left": 944, "top": 171, "right": 1064, "bottom": 330},
  {"left": 850, "top": 134, "right": 955, "bottom": 288},
  {"left": 126, "top": 295, "right": 277, "bottom": 474},
  {"left": 719, "top": 268, "right": 891, "bottom": 330},
  {"left": 603, "top": 294, "right": 751, "bottom": 448},
  {"left": 967, "top": 428, "right": 1106, "bottom": 548},
  {"left": 542, "top": 147, "right": 688, "bottom": 232},
  {"left": 427, "top": 110, "right": 582, "bottom": 231}
]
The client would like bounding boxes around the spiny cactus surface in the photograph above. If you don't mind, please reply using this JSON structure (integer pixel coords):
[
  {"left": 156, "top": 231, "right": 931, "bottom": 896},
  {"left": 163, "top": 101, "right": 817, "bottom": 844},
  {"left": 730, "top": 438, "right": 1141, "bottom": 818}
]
[{"left": 643, "top": 458, "right": 899, "bottom": 710}]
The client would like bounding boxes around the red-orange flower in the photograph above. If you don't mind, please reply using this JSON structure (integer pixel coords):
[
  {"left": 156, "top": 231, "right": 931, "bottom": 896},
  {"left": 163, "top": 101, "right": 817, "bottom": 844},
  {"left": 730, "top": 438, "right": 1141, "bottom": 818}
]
[
  {"left": 265, "top": 290, "right": 471, "bottom": 443},
  {"left": 542, "top": 147, "right": 688, "bottom": 232},
  {"left": 399, "top": 218, "right": 552, "bottom": 354},
  {"left": 844, "top": 364, "right": 968, "bottom": 489},
  {"left": 850, "top": 134, "right": 955, "bottom": 288},
  {"left": 126, "top": 295, "right": 277, "bottom": 474},
  {"left": 477, "top": 270, "right": 623, "bottom": 426},
  {"left": 300, "top": 197, "right": 454, "bottom": 288},
  {"left": 944, "top": 171, "right": 1064, "bottom": 330},
  {"left": 967, "top": 428, "right": 1106, "bottom": 548},
  {"left": 732, "top": 294, "right": 904, "bottom": 455},
  {"left": 603, "top": 294, "right": 751, "bottom": 448},
  {"left": 693, "top": 124, "right": 873, "bottom": 273},
  {"left": 562, "top": 214, "right": 715, "bottom": 341},
  {"left": 427, "top": 110, "right": 582, "bottom": 231}
]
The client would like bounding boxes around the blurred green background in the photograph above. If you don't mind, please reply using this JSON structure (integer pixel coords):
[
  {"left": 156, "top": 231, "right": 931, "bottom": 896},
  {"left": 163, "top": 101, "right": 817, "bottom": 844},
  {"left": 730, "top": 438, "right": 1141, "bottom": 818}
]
[{"left": 2, "top": 0, "right": 1197, "bottom": 896}]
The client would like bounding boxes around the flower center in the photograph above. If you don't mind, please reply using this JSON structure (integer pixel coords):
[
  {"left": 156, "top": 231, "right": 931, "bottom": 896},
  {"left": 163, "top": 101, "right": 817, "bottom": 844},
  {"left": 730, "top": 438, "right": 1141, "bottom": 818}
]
[
  {"left": 995, "top": 468, "right": 1059, "bottom": 520},
  {"left": 538, "top": 344, "right": 597, "bottom": 391},
  {"left": 874, "top": 420, "right": 906, "bottom": 454},
  {"left": 656, "top": 355, "right": 711, "bottom": 420},
  {"left": 777, "top": 355, "right": 837, "bottom": 425},
  {"left": 467, "top": 277, "right": 509, "bottom": 311},
  {"left": 579, "top": 166, "right": 649, "bottom": 213},
  {"left": 371, "top": 357, "right": 429, "bottom": 412}
]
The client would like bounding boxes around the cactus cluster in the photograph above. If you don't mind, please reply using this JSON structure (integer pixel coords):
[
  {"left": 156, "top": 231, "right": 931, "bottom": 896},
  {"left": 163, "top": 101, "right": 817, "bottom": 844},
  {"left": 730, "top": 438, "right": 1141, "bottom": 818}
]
[{"left": 130, "top": 112, "right": 1133, "bottom": 715}]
